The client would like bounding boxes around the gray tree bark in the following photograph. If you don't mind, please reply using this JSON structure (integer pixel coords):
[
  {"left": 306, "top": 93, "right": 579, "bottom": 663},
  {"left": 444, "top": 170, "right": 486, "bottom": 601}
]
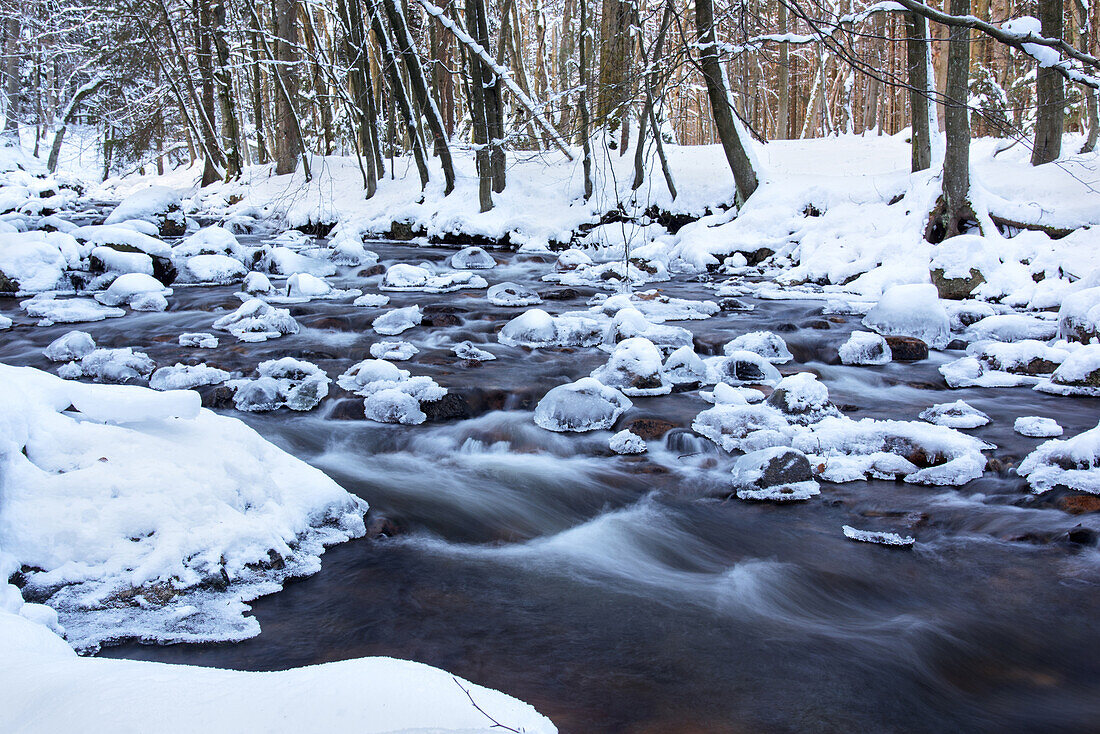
[
  {"left": 905, "top": 12, "right": 933, "bottom": 172},
  {"left": 1031, "top": 0, "right": 1064, "bottom": 165}
]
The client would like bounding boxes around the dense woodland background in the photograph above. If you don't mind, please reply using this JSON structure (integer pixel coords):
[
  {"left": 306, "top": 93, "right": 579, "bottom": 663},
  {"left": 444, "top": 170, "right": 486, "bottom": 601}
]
[{"left": 1, "top": 0, "right": 1097, "bottom": 227}]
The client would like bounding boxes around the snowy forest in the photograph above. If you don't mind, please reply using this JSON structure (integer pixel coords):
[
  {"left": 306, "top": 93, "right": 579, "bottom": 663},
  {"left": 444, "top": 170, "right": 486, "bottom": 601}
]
[{"left": 1, "top": 0, "right": 1100, "bottom": 731}]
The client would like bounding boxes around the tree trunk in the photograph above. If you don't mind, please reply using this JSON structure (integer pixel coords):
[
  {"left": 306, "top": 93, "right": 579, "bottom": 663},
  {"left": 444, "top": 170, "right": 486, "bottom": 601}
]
[
  {"left": 196, "top": 0, "right": 221, "bottom": 186},
  {"left": 212, "top": 0, "right": 243, "bottom": 179},
  {"left": 926, "top": 0, "right": 976, "bottom": 242},
  {"left": 1031, "top": 0, "right": 1064, "bottom": 165},
  {"left": 248, "top": 7, "right": 270, "bottom": 164},
  {"left": 380, "top": 0, "right": 456, "bottom": 194},
  {"left": 273, "top": 0, "right": 304, "bottom": 176},
  {"left": 776, "top": 2, "right": 789, "bottom": 140},
  {"left": 905, "top": 11, "right": 933, "bottom": 172},
  {"left": 465, "top": 0, "right": 505, "bottom": 192},
  {"left": 3, "top": 17, "right": 21, "bottom": 143},
  {"left": 596, "top": 0, "right": 631, "bottom": 135},
  {"left": 579, "top": 0, "right": 594, "bottom": 199},
  {"left": 694, "top": 0, "right": 758, "bottom": 203}
]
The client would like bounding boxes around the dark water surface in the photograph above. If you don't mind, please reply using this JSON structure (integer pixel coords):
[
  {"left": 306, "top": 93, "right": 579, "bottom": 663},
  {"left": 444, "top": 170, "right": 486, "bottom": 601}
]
[{"left": 3, "top": 239, "right": 1100, "bottom": 733}]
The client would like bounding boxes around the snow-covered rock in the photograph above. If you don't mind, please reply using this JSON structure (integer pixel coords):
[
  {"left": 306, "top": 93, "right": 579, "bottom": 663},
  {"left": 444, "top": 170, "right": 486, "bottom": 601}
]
[
  {"left": 1014, "top": 416, "right": 1063, "bottom": 438},
  {"left": 231, "top": 358, "right": 330, "bottom": 412},
  {"left": 380, "top": 264, "right": 488, "bottom": 293},
  {"left": 0, "top": 237, "right": 68, "bottom": 293},
  {"left": 257, "top": 246, "right": 337, "bottom": 278},
  {"left": 364, "top": 388, "right": 427, "bottom": 425},
  {"left": 21, "top": 294, "right": 126, "bottom": 326},
  {"left": 919, "top": 400, "right": 991, "bottom": 429},
  {"left": 353, "top": 293, "right": 390, "bottom": 308},
  {"left": 862, "top": 284, "right": 950, "bottom": 349},
  {"left": 838, "top": 331, "right": 892, "bottom": 365},
  {"left": 177, "top": 254, "right": 248, "bottom": 285},
  {"left": 95, "top": 272, "right": 172, "bottom": 310},
  {"left": 1035, "top": 344, "right": 1100, "bottom": 396},
  {"left": 664, "top": 346, "right": 707, "bottom": 385},
  {"left": 43, "top": 330, "right": 95, "bottom": 362},
  {"left": 704, "top": 351, "right": 782, "bottom": 387},
  {"left": 450, "top": 246, "right": 496, "bottom": 269},
  {"left": 609, "top": 430, "right": 647, "bottom": 454},
  {"left": 175, "top": 225, "right": 245, "bottom": 259},
  {"left": 1058, "top": 286, "right": 1100, "bottom": 343},
  {"left": 692, "top": 404, "right": 791, "bottom": 453},
  {"left": 1017, "top": 421, "right": 1100, "bottom": 494},
  {"left": 591, "top": 337, "right": 670, "bottom": 396},
  {"left": 104, "top": 185, "right": 186, "bottom": 236},
  {"left": 212, "top": 298, "right": 300, "bottom": 342},
  {"left": 601, "top": 307, "right": 693, "bottom": 351},
  {"left": 533, "top": 378, "right": 632, "bottom": 432},
  {"left": 766, "top": 372, "right": 840, "bottom": 425},
  {"left": 337, "top": 358, "right": 446, "bottom": 424},
  {"left": 243, "top": 271, "right": 275, "bottom": 295},
  {"left": 963, "top": 314, "right": 1058, "bottom": 343},
  {"left": 724, "top": 331, "right": 793, "bottom": 364},
  {"left": 0, "top": 363, "right": 367, "bottom": 651}
]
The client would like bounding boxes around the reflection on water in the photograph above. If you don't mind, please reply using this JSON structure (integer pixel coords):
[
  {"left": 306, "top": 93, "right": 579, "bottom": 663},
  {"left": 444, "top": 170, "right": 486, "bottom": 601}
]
[{"left": 3, "top": 240, "right": 1100, "bottom": 733}]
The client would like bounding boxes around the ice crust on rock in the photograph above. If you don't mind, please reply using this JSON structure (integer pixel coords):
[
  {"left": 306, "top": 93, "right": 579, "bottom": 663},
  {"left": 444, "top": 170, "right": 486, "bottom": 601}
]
[
  {"left": 1017, "top": 421, "right": 1100, "bottom": 494},
  {"left": 919, "top": 400, "right": 991, "bottom": 429},
  {"left": 370, "top": 340, "right": 419, "bottom": 361},
  {"left": 179, "top": 332, "right": 218, "bottom": 349},
  {"left": 213, "top": 298, "right": 300, "bottom": 342},
  {"left": 453, "top": 341, "right": 496, "bottom": 361},
  {"left": 21, "top": 295, "right": 125, "bottom": 325},
  {"left": 450, "top": 246, "right": 496, "bottom": 269},
  {"left": 842, "top": 525, "right": 915, "bottom": 547},
  {"left": 0, "top": 363, "right": 367, "bottom": 651},
  {"left": 243, "top": 271, "right": 275, "bottom": 295},
  {"left": 353, "top": 293, "right": 390, "bottom": 308},
  {"left": 730, "top": 447, "right": 820, "bottom": 502},
  {"left": 692, "top": 404, "right": 792, "bottom": 453},
  {"left": 766, "top": 372, "right": 840, "bottom": 425},
  {"left": 609, "top": 430, "right": 647, "bottom": 454},
  {"left": 150, "top": 363, "right": 231, "bottom": 391},
  {"left": 381, "top": 264, "right": 488, "bottom": 293},
  {"left": 601, "top": 308, "right": 693, "bottom": 351},
  {"left": 664, "top": 346, "right": 707, "bottom": 385},
  {"left": 705, "top": 351, "right": 782, "bottom": 387},
  {"left": 533, "top": 378, "right": 632, "bottom": 433},
  {"left": 862, "top": 284, "right": 950, "bottom": 349},
  {"left": 372, "top": 304, "right": 422, "bottom": 335},
  {"left": 724, "top": 331, "right": 793, "bottom": 364},
  {"left": 44, "top": 330, "right": 96, "bottom": 362},
  {"left": 591, "top": 337, "right": 670, "bottom": 396},
  {"left": 1014, "top": 416, "right": 1063, "bottom": 438},
  {"left": 488, "top": 281, "right": 542, "bottom": 307},
  {"left": 963, "top": 314, "right": 1058, "bottom": 343},
  {"left": 337, "top": 358, "right": 446, "bottom": 424},
  {"left": 838, "top": 331, "right": 892, "bottom": 365}
]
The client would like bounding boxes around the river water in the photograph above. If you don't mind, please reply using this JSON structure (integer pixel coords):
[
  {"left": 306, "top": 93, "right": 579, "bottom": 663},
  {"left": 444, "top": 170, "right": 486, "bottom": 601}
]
[{"left": 3, "top": 237, "right": 1099, "bottom": 733}]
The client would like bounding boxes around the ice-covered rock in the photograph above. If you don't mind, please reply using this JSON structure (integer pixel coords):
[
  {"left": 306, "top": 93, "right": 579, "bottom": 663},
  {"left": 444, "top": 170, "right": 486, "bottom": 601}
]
[
  {"left": 175, "top": 226, "right": 245, "bottom": 259},
  {"left": 1058, "top": 286, "right": 1100, "bottom": 343},
  {"left": 664, "top": 346, "right": 707, "bottom": 385},
  {"left": 766, "top": 372, "right": 840, "bottom": 425},
  {"left": 730, "top": 447, "right": 820, "bottom": 502},
  {"left": 450, "top": 246, "right": 496, "bottom": 269},
  {"left": 0, "top": 363, "right": 367, "bottom": 650},
  {"left": 691, "top": 404, "right": 791, "bottom": 453},
  {"left": 533, "top": 378, "right": 632, "bottom": 433},
  {"left": 62, "top": 347, "right": 156, "bottom": 384},
  {"left": 380, "top": 264, "right": 488, "bottom": 293},
  {"left": 150, "top": 364, "right": 231, "bottom": 391},
  {"left": 1035, "top": 344, "right": 1100, "bottom": 396},
  {"left": 700, "top": 382, "right": 759, "bottom": 405},
  {"left": 373, "top": 305, "right": 422, "bottom": 336},
  {"left": 724, "top": 331, "right": 793, "bottom": 364},
  {"left": 498, "top": 308, "right": 603, "bottom": 348},
  {"left": 0, "top": 314, "right": 10, "bottom": 330},
  {"left": 601, "top": 307, "right": 693, "bottom": 351},
  {"left": 179, "top": 332, "right": 218, "bottom": 349},
  {"left": 95, "top": 273, "right": 172, "bottom": 310},
  {"left": 945, "top": 300, "right": 997, "bottom": 332},
  {"left": 940, "top": 339, "right": 1071, "bottom": 388},
  {"left": 487, "top": 281, "right": 542, "bottom": 307},
  {"left": 176, "top": 254, "right": 248, "bottom": 285},
  {"left": 591, "top": 337, "right": 670, "bottom": 396},
  {"left": 43, "top": 330, "right": 95, "bottom": 362},
  {"left": 230, "top": 358, "right": 330, "bottom": 412},
  {"left": 257, "top": 246, "right": 337, "bottom": 278},
  {"left": 704, "top": 351, "right": 782, "bottom": 387},
  {"left": 453, "top": 341, "right": 496, "bottom": 362},
  {"left": 590, "top": 292, "right": 719, "bottom": 322},
  {"left": 1014, "top": 416, "right": 1063, "bottom": 438},
  {"left": 1017, "top": 421, "right": 1100, "bottom": 494},
  {"left": 555, "top": 249, "right": 592, "bottom": 272},
  {"left": 338, "top": 359, "right": 410, "bottom": 390},
  {"left": 609, "top": 430, "right": 647, "bottom": 454},
  {"left": 793, "top": 416, "right": 993, "bottom": 486},
  {"left": 919, "top": 400, "right": 991, "bottom": 429},
  {"left": 21, "top": 295, "right": 125, "bottom": 325},
  {"left": 328, "top": 238, "right": 378, "bottom": 266},
  {"left": 862, "top": 284, "right": 950, "bottom": 349},
  {"left": 842, "top": 526, "right": 915, "bottom": 547},
  {"left": 838, "top": 331, "right": 892, "bottom": 365},
  {"left": 364, "top": 388, "right": 427, "bottom": 425},
  {"left": 370, "top": 341, "right": 419, "bottom": 361},
  {"left": 213, "top": 298, "right": 300, "bottom": 342},
  {"left": 269, "top": 272, "right": 361, "bottom": 302}
]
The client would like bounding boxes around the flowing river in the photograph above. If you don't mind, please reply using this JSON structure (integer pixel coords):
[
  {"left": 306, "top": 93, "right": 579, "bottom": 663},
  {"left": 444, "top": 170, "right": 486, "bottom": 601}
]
[{"left": 3, "top": 237, "right": 1099, "bottom": 733}]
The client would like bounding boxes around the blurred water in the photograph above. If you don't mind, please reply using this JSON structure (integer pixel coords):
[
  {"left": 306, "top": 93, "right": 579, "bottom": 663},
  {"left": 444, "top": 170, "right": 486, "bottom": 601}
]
[{"left": 3, "top": 239, "right": 1100, "bottom": 733}]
